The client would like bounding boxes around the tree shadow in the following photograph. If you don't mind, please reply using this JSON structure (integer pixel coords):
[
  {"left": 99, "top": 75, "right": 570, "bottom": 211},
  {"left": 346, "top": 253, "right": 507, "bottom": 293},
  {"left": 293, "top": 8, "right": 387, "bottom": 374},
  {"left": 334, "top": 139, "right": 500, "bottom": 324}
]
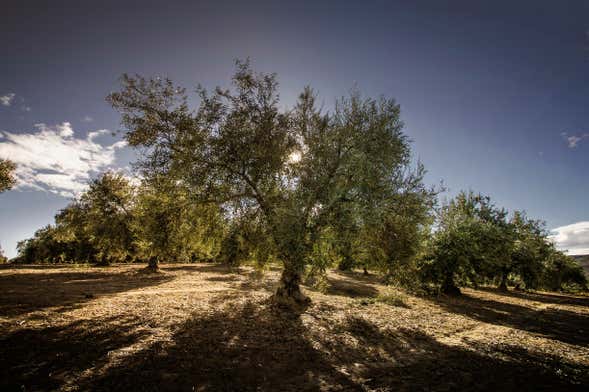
[
  {"left": 84, "top": 300, "right": 358, "bottom": 391},
  {"left": 477, "top": 286, "right": 589, "bottom": 307},
  {"left": 0, "top": 315, "right": 149, "bottom": 391},
  {"left": 331, "top": 269, "right": 383, "bottom": 285},
  {"left": 326, "top": 275, "right": 379, "bottom": 298},
  {"left": 431, "top": 293, "right": 589, "bottom": 346},
  {"left": 205, "top": 275, "right": 241, "bottom": 283},
  {"left": 76, "top": 298, "right": 587, "bottom": 391},
  {"left": 0, "top": 270, "right": 173, "bottom": 317},
  {"left": 331, "top": 316, "right": 587, "bottom": 391}
]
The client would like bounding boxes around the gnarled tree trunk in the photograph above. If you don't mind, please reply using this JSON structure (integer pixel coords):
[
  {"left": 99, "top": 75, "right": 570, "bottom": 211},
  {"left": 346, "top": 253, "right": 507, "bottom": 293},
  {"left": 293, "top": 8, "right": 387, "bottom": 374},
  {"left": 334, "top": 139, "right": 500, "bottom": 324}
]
[
  {"left": 145, "top": 255, "right": 159, "bottom": 273},
  {"left": 272, "top": 262, "right": 310, "bottom": 309},
  {"left": 442, "top": 274, "right": 461, "bottom": 295},
  {"left": 338, "top": 255, "right": 354, "bottom": 271},
  {"left": 498, "top": 270, "right": 508, "bottom": 291}
]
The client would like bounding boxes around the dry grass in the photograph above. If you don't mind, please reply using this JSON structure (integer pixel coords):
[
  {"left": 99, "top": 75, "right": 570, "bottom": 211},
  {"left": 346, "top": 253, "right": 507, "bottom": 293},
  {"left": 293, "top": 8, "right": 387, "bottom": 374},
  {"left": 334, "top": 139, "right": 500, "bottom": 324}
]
[{"left": 0, "top": 263, "right": 588, "bottom": 391}]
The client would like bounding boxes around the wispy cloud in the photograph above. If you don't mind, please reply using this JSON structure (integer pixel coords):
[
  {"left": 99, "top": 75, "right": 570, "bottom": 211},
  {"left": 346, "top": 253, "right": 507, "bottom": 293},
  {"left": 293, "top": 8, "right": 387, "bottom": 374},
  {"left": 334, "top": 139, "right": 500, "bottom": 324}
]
[
  {"left": 561, "top": 132, "right": 589, "bottom": 148},
  {"left": 0, "top": 93, "right": 15, "bottom": 106},
  {"left": 82, "top": 115, "right": 93, "bottom": 122},
  {"left": 0, "top": 122, "right": 127, "bottom": 198},
  {"left": 550, "top": 221, "right": 589, "bottom": 256}
]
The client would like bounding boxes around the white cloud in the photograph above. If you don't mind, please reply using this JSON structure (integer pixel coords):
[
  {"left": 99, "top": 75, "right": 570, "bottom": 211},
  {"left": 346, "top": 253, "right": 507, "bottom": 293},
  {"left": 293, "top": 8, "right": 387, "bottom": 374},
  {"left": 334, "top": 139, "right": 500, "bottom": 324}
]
[
  {"left": 1, "top": 93, "right": 15, "bottom": 106},
  {"left": 550, "top": 221, "right": 589, "bottom": 256},
  {"left": 0, "top": 122, "right": 128, "bottom": 198},
  {"left": 88, "top": 129, "right": 109, "bottom": 141},
  {"left": 561, "top": 132, "right": 589, "bottom": 148},
  {"left": 56, "top": 122, "right": 74, "bottom": 137},
  {"left": 83, "top": 116, "right": 93, "bottom": 122}
]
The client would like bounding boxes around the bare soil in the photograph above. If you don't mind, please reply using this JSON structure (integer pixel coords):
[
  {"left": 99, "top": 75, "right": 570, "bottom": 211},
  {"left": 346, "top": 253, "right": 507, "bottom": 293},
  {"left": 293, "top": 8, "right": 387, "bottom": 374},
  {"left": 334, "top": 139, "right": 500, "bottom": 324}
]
[{"left": 0, "top": 263, "right": 588, "bottom": 391}]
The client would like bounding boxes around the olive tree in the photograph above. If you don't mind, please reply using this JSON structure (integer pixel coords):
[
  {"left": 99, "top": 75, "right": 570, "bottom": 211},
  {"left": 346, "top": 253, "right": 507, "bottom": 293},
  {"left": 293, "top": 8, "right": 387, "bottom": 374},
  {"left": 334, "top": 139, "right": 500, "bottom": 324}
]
[
  {"left": 79, "top": 171, "right": 136, "bottom": 265},
  {"left": 108, "top": 60, "right": 424, "bottom": 308},
  {"left": 422, "top": 191, "right": 509, "bottom": 294},
  {"left": 134, "top": 176, "right": 224, "bottom": 270},
  {"left": 0, "top": 158, "right": 16, "bottom": 193}
]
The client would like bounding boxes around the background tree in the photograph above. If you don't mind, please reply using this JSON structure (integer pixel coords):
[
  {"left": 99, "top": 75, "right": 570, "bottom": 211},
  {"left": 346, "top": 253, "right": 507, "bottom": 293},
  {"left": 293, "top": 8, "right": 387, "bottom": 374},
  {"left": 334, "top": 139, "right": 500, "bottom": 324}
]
[
  {"left": 421, "top": 191, "right": 509, "bottom": 294},
  {"left": 15, "top": 225, "right": 65, "bottom": 263},
  {"left": 367, "top": 165, "right": 437, "bottom": 284},
  {"left": 0, "top": 158, "right": 16, "bottom": 193},
  {"left": 504, "top": 211, "right": 551, "bottom": 290},
  {"left": 53, "top": 201, "right": 97, "bottom": 263},
  {"left": 108, "top": 60, "right": 427, "bottom": 308},
  {"left": 79, "top": 171, "right": 136, "bottom": 265},
  {"left": 134, "top": 177, "right": 224, "bottom": 271},
  {"left": 542, "top": 249, "right": 587, "bottom": 291}
]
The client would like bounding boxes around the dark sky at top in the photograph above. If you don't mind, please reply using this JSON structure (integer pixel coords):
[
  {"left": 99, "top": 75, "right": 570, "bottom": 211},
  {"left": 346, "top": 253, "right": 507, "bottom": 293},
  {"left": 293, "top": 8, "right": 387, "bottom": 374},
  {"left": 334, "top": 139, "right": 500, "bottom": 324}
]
[{"left": 1, "top": 0, "right": 588, "bottom": 256}]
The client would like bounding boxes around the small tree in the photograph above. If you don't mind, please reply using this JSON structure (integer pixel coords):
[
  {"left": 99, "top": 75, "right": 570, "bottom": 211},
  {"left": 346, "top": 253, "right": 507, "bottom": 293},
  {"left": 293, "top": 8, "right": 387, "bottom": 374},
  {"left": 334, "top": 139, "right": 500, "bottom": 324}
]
[
  {"left": 505, "top": 211, "right": 551, "bottom": 290},
  {"left": 54, "top": 201, "right": 97, "bottom": 263},
  {"left": 543, "top": 250, "right": 587, "bottom": 291},
  {"left": 80, "top": 171, "right": 136, "bottom": 265},
  {"left": 422, "top": 191, "right": 508, "bottom": 294},
  {"left": 134, "top": 177, "right": 224, "bottom": 271}
]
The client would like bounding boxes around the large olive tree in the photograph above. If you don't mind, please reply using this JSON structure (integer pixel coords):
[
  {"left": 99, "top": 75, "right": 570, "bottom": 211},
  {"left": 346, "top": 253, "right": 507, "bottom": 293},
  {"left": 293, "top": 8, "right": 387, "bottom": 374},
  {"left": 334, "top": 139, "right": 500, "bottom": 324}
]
[{"left": 108, "top": 61, "right": 423, "bottom": 308}]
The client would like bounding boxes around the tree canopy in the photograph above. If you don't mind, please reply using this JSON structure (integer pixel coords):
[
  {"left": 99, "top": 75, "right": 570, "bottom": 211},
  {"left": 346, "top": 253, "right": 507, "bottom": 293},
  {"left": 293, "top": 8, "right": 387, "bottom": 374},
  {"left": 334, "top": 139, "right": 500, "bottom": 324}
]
[
  {"left": 107, "top": 60, "right": 433, "bottom": 307},
  {"left": 0, "top": 158, "right": 16, "bottom": 193}
]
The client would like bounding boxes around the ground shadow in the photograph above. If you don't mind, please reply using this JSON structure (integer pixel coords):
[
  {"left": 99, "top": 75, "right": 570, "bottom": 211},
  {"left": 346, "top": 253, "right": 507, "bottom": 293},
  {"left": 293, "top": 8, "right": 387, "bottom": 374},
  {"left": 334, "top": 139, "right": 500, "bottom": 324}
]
[
  {"left": 326, "top": 274, "right": 379, "bottom": 298},
  {"left": 334, "top": 316, "right": 587, "bottom": 391},
  {"left": 477, "top": 286, "right": 589, "bottom": 307},
  {"left": 205, "top": 275, "right": 241, "bottom": 283},
  {"left": 0, "top": 315, "right": 148, "bottom": 391},
  {"left": 431, "top": 292, "right": 589, "bottom": 346},
  {"left": 162, "top": 264, "right": 240, "bottom": 274},
  {"left": 84, "top": 299, "right": 358, "bottom": 391},
  {"left": 332, "top": 269, "right": 384, "bottom": 284},
  {"left": 80, "top": 299, "right": 587, "bottom": 391},
  {"left": 0, "top": 270, "right": 173, "bottom": 317}
]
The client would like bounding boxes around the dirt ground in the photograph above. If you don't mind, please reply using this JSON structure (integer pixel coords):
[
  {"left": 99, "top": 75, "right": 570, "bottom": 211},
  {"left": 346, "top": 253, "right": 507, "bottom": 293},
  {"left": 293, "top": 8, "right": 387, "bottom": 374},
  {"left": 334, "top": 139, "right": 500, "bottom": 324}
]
[{"left": 0, "top": 264, "right": 587, "bottom": 391}]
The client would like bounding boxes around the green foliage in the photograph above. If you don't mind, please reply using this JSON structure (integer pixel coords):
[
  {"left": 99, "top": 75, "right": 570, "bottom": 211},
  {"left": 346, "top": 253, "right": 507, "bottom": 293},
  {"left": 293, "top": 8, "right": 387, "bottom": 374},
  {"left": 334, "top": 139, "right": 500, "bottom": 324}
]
[
  {"left": 108, "top": 60, "right": 427, "bottom": 304},
  {"left": 363, "top": 165, "right": 437, "bottom": 282},
  {"left": 15, "top": 225, "right": 73, "bottom": 264},
  {"left": 506, "top": 211, "right": 552, "bottom": 289},
  {"left": 15, "top": 170, "right": 224, "bottom": 266},
  {"left": 421, "top": 191, "right": 587, "bottom": 294},
  {"left": 543, "top": 250, "right": 588, "bottom": 292},
  {"left": 0, "top": 158, "right": 16, "bottom": 193},
  {"left": 421, "top": 192, "right": 514, "bottom": 294},
  {"left": 134, "top": 177, "right": 223, "bottom": 265},
  {"left": 78, "top": 171, "right": 136, "bottom": 264}
]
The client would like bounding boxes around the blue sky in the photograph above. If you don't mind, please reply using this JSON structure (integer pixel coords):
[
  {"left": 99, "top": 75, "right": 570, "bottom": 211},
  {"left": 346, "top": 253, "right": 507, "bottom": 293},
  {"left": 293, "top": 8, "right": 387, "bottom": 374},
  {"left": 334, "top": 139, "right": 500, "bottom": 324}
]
[{"left": 1, "top": 0, "right": 588, "bottom": 258}]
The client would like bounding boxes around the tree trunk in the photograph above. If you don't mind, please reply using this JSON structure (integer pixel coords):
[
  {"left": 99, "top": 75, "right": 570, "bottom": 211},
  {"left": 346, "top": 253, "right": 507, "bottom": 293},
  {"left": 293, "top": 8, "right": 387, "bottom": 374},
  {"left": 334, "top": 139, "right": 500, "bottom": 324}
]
[
  {"left": 145, "top": 256, "right": 159, "bottom": 273},
  {"left": 338, "top": 255, "right": 354, "bottom": 271},
  {"left": 272, "top": 262, "right": 310, "bottom": 309},
  {"left": 442, "top": 274, "right": 461, "bottom": 295},
  {"left": 498, "top": 270, "right": 508, "bottom": 291}
]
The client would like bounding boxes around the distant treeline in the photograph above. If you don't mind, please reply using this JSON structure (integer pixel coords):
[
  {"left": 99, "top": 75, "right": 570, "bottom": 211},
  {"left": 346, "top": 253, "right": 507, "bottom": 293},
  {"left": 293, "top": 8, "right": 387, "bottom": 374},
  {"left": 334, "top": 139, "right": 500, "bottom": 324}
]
[
  {"left": 11, "top": 171, "right": 586, "bottom": 293},
  {"left": 4, "top": 61, "right": 587, "bottom": 300}
]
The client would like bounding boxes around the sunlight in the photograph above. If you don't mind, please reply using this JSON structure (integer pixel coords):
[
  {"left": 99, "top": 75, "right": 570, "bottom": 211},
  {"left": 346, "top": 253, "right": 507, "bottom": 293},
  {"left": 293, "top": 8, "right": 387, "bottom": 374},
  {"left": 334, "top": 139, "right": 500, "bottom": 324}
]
[{"left": 288, "top": 150, "right": 302, "bottom": 164}]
